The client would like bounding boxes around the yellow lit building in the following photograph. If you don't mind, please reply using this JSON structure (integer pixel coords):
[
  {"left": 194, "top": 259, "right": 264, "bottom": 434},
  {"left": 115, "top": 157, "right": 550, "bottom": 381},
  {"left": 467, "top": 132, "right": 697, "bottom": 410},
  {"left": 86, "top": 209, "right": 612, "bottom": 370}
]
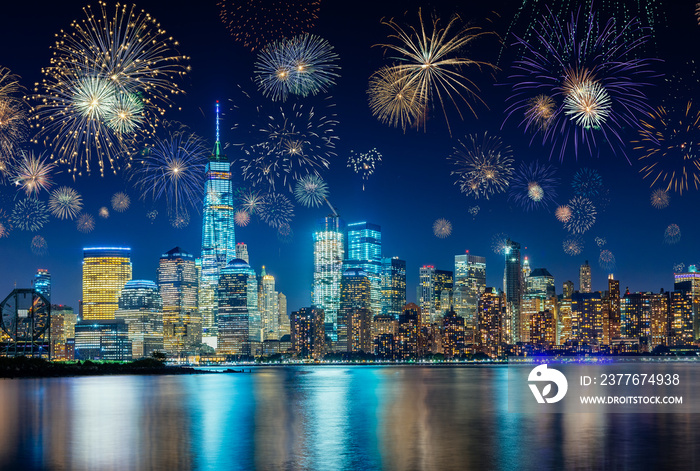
[{"left": 82, "top": 247, "right": 132, "bottom": 320}]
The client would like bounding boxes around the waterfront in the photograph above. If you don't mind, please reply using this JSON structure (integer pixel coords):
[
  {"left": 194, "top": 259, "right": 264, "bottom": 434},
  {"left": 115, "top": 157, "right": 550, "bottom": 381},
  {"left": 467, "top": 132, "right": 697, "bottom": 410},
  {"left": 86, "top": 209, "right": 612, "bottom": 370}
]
[{"left": 2, "top": 365, "right": 699, "bottom": 470}]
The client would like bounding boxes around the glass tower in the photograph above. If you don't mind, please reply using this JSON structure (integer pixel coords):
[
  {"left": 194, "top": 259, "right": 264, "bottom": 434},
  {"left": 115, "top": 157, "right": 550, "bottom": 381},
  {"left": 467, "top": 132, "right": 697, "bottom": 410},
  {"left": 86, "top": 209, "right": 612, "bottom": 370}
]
[
  {"left": 200, "top": 101, "right": 236, "bottom": 341},
  {"left": 82, "top": 247, "right": 132, "bottom": 320},
  {"left": 217, "top": 259, "right": 257, "bottom": 355},
  {"left": 158, "top": 247, "right": 200, "bottom": 354},
  {"left": 503, "top": 239, "right": 522, "bottom": 344},
  {"left": 313, "top": 215, "right": 345, "bottom": 338},
  {"left": 115, "top": 280, "right": 163, "bottom": 358},
  {"left": 381, "top": 257, "right": 406, "bottom": 318},
  {"left": 33, "top": 268, "right": 51, "bottom": 302},
  {"left": 454, "top": 253, "right": 486, "bottom": 335},
  {"left": 345, "top": 222, "right": 382, "bottom": 316}
]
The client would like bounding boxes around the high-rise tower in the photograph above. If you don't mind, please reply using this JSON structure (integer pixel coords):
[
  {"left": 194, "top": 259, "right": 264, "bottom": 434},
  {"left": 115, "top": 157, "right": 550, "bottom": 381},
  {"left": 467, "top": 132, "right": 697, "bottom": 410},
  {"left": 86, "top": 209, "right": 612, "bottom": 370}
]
[
  {"left": 82, "top": 247, "right": 132, "bottom": 320},
  {"left": 579, "top": 261, "right": 592, "bottom": 293},
  {"left": 313, "top": 215, "right": 345, "bottom": 339},
  {"left": 503, "top": 239, "right": 522, "bottom": 344},
  {"left": 158, "top": 247, "right": 200, "bottom": 354},
  {"left": 33, "top": 269, "right": 51, "bottom": 302},
  {"left": 345, "top": 222, "right": 382, "bottom": 316},
  {"left": 454, "top": 253, "right": 486, "bottom": 337},
  {"left": 200, "top": 101, "right": 236, "bottom": 343}
]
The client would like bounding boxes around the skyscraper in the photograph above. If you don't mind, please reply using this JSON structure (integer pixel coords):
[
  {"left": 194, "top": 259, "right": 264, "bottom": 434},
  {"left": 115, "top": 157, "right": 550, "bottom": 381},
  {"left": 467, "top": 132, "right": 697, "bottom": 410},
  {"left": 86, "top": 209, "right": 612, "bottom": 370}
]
[
  {"left": 158, "top": 247, "right": 200, "bottom": 354},
  {"left": 236, "top": 242, "right": 249, "bottom": 264},
  {"left": 115, "top": 280, "right": 163, "bottom": 358},
  {"left": 82, "top": 247, "right": 132, "bottom": 320},
  {"left": 380, "top": 257, "right": 406, "bottom": 318},
  {"left": 478, "top": 287, "right": 503, "bottom": 357},
  {"left": 200, "top": 101, "right": 236, "bottom": 343},
  {"left": 337, "top": 268, "right": 371, "bottom": 352},
  {"left": 33, "top": 269, "right": 51, "bottom": 302},
  {"left": 345, "top": 222, "right": 382, "bottom": 316},
  {"left": 259, "top": 267, "right": 279, "bottom": 341},
  {"left": 313, "top": 215, "right": 345, "bottom": 338},
  {"left": 217, "top": 259, "right": 257, "bottom": 355},
  {"left": 608, "top": 275, "right": 621, "bottom": 340},
  {"left": 572, "top": 292, "right": 603, "bottom": 345},
  {"left": 290, "top": 307, "right": 325, "bottom": 359},
  {"left": 278, "top": 292, "right": 290, "bottom": 337},
  {"left": 579, "top": 261, "right": 592, "bottom": 293},
  {"left": 454, "top": 253, "right": 486, "bottom": 339},
  {"left": 419, "top": 266, "right": 453, "bottom": 325},
  {"left": 503, "top": 239, "right": 522, "bottom": 344},
  {"left": 674, "top": 268, "right": 700, "bottom": 340}
]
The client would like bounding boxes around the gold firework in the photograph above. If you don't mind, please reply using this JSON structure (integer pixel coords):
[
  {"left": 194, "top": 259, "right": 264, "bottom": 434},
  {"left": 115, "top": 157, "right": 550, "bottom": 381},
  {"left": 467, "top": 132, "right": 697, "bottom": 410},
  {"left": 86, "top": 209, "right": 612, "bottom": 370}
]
[
  {"left": 368, "top": 66, "right": 425, "bottom": 131},
  {"left": 377, "top": 9, "right": 497, "bottom": 135},
  {"left": 524, "top": 95, "right": 556, "bottom": 131},
  {"left": 562, "top": 69, "right": 611, "bottom": 129}
]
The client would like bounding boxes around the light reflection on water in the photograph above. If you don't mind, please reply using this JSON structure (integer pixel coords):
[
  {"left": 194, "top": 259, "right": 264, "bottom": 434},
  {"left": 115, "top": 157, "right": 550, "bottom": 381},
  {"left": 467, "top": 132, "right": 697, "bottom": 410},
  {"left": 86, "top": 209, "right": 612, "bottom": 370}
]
[{"left": 0, "top": 366, "right": 698, "bottom": 470}]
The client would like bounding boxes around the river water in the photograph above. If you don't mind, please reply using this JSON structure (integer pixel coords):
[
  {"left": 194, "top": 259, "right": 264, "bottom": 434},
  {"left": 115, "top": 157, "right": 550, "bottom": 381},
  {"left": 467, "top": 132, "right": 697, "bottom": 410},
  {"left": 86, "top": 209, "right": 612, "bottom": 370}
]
[{"left": 1, "top": 365, "right": 698, "bottom": 470}]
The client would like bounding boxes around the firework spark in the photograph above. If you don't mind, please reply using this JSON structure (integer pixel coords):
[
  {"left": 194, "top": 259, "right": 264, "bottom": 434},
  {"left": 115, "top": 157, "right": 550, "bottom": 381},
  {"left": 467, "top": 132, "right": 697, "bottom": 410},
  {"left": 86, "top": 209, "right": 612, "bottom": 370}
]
[
  {"left": 555, "top": 205, "right": 572, "bottom": 223},
  {"left": 12, "top": 151, "right": 56, "bottom": 197},
  {"left": 508, "top": 161, "right": 558, "bottom": 211},
  {"left": 99, "top": 206, "right": 109, "bottom": 218},
  {"left": 505, "top": 8, "right": 656, "bottom": 161},
  {"left": 347, "top": 148, "right": 382, "bottom": 189},
  {"left": 367, "top": 65, "right": 426, "bottom": 131},
  {"left": 31, "top": 235, "right": 48, "bottom": 256},
  {"left": 0, "top": 67, "right": 28, "bottom": 177},
  {"left": 294, "top": 174, "right": 329, "bottom": 208},
  {"left": 76, "top": 213, "right": 95, "bottom": 233},
  {"left": 48, "top": 186, "right": 83, "bottom": 220},
  {"left": 650, "top": 189, "right": 670, "bottom": 209},
  {"left": 234, "top": 210, "right": 251, "bottom": 227},
  {"left": 34, "top": 1, "right": 189, "bottom": 176},
  {"left": 134, "top": 125, "right": 208, "bottom": 217},
  {"left": 635, "top": 102, "right": 700, "bottom": 194},
  {"left": 146, "top": 209, "right": 158, "bottom": 222},
  {"left": 238, "top": 189, "right": 264, "bottom": 214},
  {"left": 277, "top": 223, "right": 294, "bottom": 244},
  {"left": 664, "top": 224, "right": 681, "bottom": 245},
  {"left": 255, "top": 34, "right": 340, "bottom": 101},
  {"left": 258, "top": 192, "right": 294, "bottom": 229},
  {"left": 468, "top": 205, "right": 480, "bottom": 217},
  {"left": 563, "top": 236, "right": 583, "bottom": 256},
  {"left": 433, "top": 218, "right": 452, "bottom": 238},
  {"left": 11, "top": 198, "right": 49, "bottom": 231},
  {"left": 218, "top": 0, "right": 321, "bottom": 52},
  {"left": 599, "top": 249, "right": 616, "bottom": 271},
  {"left": 170, "top": 210, "right": 190, "bottom": 229},
  {"left": 595, "top": 237, "right": 607, "bottom": 248},
  {"left": 563, "top": 196, "right": 597, "bottom": 234},
  {"left": 674, "top": 263, "right": 685, "bottom": 273},
  {"left": 491, "top": 232, "right": 510, "bottom": 255},
  {"left": 450, "top": 133, "right": 514, "bottom": 199},
  {"left": 572, "top": 168, "right": 603, "bottom": 198},
  {"left": 377, "top": 9, "right": 497, "bottom": 135},
  {"left": 111, "top": 192, "right": 130, "bottom": 212},
  {"left": 0, "top": 222, "right": 8, "bottom": 238}
]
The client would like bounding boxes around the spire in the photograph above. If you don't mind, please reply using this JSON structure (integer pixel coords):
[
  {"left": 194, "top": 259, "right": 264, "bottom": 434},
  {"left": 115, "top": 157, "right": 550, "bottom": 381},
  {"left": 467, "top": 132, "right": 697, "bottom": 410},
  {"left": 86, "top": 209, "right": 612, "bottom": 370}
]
[{"left": 212, "top": 100, "right": 224, "bottom": 160}]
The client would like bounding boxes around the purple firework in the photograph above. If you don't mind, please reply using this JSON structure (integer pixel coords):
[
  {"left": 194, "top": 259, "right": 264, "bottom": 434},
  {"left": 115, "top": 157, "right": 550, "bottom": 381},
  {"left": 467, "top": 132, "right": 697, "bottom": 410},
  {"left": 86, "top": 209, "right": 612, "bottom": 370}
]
[
  {"left": 507, "top": 161, "right": 559, "bottom": 211},
  {"left": 504, "top": 7, "right": 657, "bottom": 161}
]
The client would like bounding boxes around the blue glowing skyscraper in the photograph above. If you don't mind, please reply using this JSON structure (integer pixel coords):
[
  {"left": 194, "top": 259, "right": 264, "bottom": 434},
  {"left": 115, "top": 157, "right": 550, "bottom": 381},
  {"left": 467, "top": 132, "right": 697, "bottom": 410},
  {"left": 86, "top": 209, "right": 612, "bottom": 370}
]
[
  {"left": 345, "top": 222, "right": 382, "bottom": 316},
  {"left": 33, "top": 268, "right": 51, "bottom": 302},
  {"left": 313, "top": 215, "right": 345, "bottom": 339},
  {"left": 200, "top": 102, "right": 236, "bottom": 343}
]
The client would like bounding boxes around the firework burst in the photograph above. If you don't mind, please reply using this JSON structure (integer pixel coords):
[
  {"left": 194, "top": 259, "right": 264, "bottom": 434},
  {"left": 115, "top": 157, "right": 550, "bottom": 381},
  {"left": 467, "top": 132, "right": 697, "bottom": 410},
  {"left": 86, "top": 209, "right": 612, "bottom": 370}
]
[
  {"left": 595, "top": 237, "right": 607, "bottom": 248},
  {"left": 674, "top": 263, "right": 685, "bottom": 273},
  {"left": 468, "top": 205, "right": 480, "bottom": 218},
  {"left": 234, "top": 96, "right": 338, "bottom": 192},
  {"left": 650, "top": 189, "right": 670, "bottom": 209},
  {"left": 508, "top": 161, "right": 558, "bottom": 211},
  {"left": 134, "top": 125, "right": 208, "bottom": 217},
  {"left": 76, "top": 213, "right": 95, "bottom": 233},
  {"left": 34, "top": 1, "right": 189, "bottom": 176},
  {"left": 170, "top": 210, "right": 190, "bottom": 229},
  {"left": 99, "top": 206, "right": 109, "bottom": 218},
  {"left": 294, "top": 174, "right": 329, "bottom": 208},
  {"left": 111, "top": 192, "right": 130, "bottom": 212},
  {"left": 505, "top": 8, "right": 656, "bottom": 161},
  {"left": 449, "top": 133, "right": 514, "bottom": 200},
  {"left": 238, "top": 189, "right": 264, "bottom": 215},
  {"left": 571, "top": 168, "right": 603, "bottom": 198},
  {"left": 146, "top": 209, "right": 158, "bottom": 222},
  {"left": 277, "top": 223, "right": 294, "bottom": 244},
  {"left": 599, "top": 249, "right": 616, "bottom": 271},
  {"left": 0, "top": 67, "right": 28, "bottom": 178},
  {"left": 255, "top": 34, "right": 340, "bottom": 101},
  {"left": 368, "top": 65, "right": 426, "bottom": 131},
  {"left": 48, "top": 186, "right": 83, "bottom": 220},
  {"left": 347, "top": 148, "right": 382, "bottom": 189},
  {"left": 377, "top": 9, "right": 497, "bottom": 135},
  {"left": 12, "top": 151, "right": 56, "bottom": 197},
  {"left": 259, "top": 192, "right": 294, "bottom": 229},
  {"left": 634, "top": 102, "right": 700, "bottom": 194},
  {"left": 234, "top": 210, "right": 251, "bottom": 227},
  {"left": 563, "top": 196, "right": 597, "bottom": 234},
  {"left": 31, "top": 235, "right": 48, "bottom": 256},
  {"left": 0, "top": 222, "right": 9, "bottom": 238},
  {"left": 433, "top": 218, "right": 452, "bottom": 238},
  {"left": 491, "top": 232, "right": 510, "bottom": 255},
  {"left": 555, "top": 205, "right": 572, "bottom": 223},
  {"left": 218, "top": 0, "right": 321, "bottom": 52},
  {"left": 664, "top": 224, "right": 681, "bottom": 245},
  {"left": 11, "top": 198, "right": 49, "bottom": 231},
  {"left": 563, "top": 236, "right": 584, "bottom": 256}
]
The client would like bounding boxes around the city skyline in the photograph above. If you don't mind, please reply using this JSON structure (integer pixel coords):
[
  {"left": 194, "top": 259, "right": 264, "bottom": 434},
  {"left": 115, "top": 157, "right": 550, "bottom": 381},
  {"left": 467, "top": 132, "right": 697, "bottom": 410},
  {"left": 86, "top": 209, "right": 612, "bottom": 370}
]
[{"left": 0, "top": 0, "right": 698, "bottom": 315}]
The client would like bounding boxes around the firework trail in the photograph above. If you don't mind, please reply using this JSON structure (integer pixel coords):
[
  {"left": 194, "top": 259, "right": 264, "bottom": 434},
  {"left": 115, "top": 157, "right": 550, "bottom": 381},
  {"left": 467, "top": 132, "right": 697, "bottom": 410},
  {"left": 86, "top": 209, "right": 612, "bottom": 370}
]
[
  {"left": 0, "top": 67, "right": 28, "bottom": 179},
  {"left": 234, "top": 210, "right": 251, "bottom": 227},
  {"left": 347, "top": 148, "right": 382, "bottom": 190},
  {"left": 12, "top": 151, "right": 56, "bottom": 197},
  {"left": 367, "top": 65, "right": 426, "bottom": 131},
  {"left": 599, "top": 249, "right": 616, "bottom": 271}
]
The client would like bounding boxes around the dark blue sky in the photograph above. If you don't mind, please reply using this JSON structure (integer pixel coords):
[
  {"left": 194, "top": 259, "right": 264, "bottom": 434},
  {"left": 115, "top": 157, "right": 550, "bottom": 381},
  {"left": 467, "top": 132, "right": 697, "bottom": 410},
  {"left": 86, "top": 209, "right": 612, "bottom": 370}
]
[{"left": 0, "top": 0, "right": 698, "bottom": 312}]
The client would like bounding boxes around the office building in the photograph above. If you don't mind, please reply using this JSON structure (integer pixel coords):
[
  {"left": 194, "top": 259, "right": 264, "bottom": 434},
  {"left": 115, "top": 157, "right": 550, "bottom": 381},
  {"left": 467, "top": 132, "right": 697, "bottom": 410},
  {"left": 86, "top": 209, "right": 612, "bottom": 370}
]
[
  {"left": 396, "top": 303, "right": 421, "bottom": 360},
  {"left": 418, "top": 266, "right": 453, "bottom": 325},
  {"left": 337, "top": 268, "right": 371, "bottom": 352},
  {"left": 345, "top": 222, "right": 382, "bottom": 317},
  {"left": 312, "top": 215, "right": 345, "bottom": 338},
  {"left": 579, "top": 261, "right": 592, "bottom": 293},
  {"left": 82, "top": 247, "right": 132, "bottom": 320},
  {"left": 114, "top": 280, "right": 164, "bottom": 358},
  {"left": 74, "top": 319, "right": 132, "bottom": 361},
  {"left": 503, "top": 239, "right": 522, "bottom": 344},
  {"left": 443, "top": 308, "right": 465, "bottom": 358},
  {"left": 236, "top": 242, "right": 249, "bottom": 264},
  {"left": 572, "top": 292, "right": 603, "bottom": 345},
  {"left": 217, "top": 258, "right": 258, "bottom": 356},
  {"left": 381, "top": 257, "right": 406, "bottom": 318},
  {"left": 478, "top": 287, "right": 503, "bottom": 357},
  {"left": 259, "top": 267, "right": 279, "bottom": 341},
  {"left": 290, "top": 307, "right": 325, "bottom": 358},
  {"left": 33, "top": 269, "right": 51, "bottom": 302},
  {"left": 674, "top": 268, "right": 700, "bottom": 339}
]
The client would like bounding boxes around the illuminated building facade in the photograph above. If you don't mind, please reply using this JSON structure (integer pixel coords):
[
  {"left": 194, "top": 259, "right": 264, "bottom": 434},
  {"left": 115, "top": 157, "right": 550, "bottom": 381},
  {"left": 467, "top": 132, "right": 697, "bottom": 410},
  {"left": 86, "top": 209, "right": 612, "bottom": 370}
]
[
  {"left": 579, "top": 261, "right": 592, "bottom": 293},
  {"left": 442, "top": 308, "right": 465, "bottom": 358},
  {"left": 418, "top": 266, "right": 453, "bottom": 325},
  {"left": 217, "top": 259, "right": 257, "bottom": 356},
  {"left": 454, "top": 253, "right": 486, "bottom": 341},
  {"left": 607, "top": 275, "right": 621, "bottom": 340},
  {"left": 236, "top": 242, "right": 249, "bottom": 264},
  {"left": 50, "top": 304, "right": 75, "bottom": 360},
  {"left": 259, "top": 267, "right": 279, "bottom": 341},
  {"left": 158, "top": 247, "right": 200, "bottom": 355},
  {"left": 572, "top": 292, "right": 603, "bottom": 345},
  {"left": 200, "top": 102, "right": 236, "bottom": 342},
  {"left": 380, "top": 257, "right": 406, "bottom": 318},
  {"left": 345, "top": 222, "right": 382, "bottom": 316},
  {"left": 312, "top": 215, "right": 345, "bottom": 338},
  {"left": 337, "top": 268, "right": 371, "bottom": 352},
  {"left": 278, "top": 293, "right": 290, "bottom": 337},
  {"left": 33, "top": 269, "right": 51, "bottom": 302},
  {"left": 290, "top": 307, "right": 325, "bottom": 358},
  {"left": 478, "top": 287, "right": 503, "bottom": 357},
  {"left": 669, "top": 291, "right": 694, "bottom": 345},
  {"left": 82, "top": 247, "right": 132, "bottom": 320},
  {"left": 530, "top": 309, "right": 556, "bottom": 348},
  {"left": 503, "top": 240, "right": 522, "bottom": 344},
  {"left": 621, "top": 292, "right": 652, "bottom": 342},
  {"left": 74, "top": 320, "right": 132, "bottom": 361},
  {"left": 396, "top": 303, "right": 421, "bottom": 359},
  {"left": 115, "top": 280, "right": 164, "bottom": 358},
  {"left": 373, "top": 314, "right": 397, "bottom": 358},
  {"left": 674, "top": 268, "right": 700, "bottom": 340}
]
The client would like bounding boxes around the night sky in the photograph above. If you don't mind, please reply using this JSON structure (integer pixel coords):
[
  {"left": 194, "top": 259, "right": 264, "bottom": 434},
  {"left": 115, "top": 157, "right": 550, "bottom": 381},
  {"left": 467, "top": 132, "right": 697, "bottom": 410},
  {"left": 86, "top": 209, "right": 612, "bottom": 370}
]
[{"left": 0, "top": 0, "right": 698, "bottom": 313}]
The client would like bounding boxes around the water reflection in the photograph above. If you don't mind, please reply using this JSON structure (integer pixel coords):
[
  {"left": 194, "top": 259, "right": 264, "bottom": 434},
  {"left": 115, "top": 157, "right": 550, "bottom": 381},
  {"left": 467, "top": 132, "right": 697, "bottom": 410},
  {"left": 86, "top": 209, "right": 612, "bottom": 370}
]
[{"left": 0, "top": 367, "right": 699, "bottom": 470}]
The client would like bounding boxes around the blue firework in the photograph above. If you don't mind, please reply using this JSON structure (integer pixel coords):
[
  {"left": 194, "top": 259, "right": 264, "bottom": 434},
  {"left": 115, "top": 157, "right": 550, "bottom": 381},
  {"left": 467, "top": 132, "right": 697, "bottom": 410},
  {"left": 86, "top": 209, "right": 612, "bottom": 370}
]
[
  {"left": 508, "top": 161, "right": 559, "bottom": 211},
  {"left": 571, "top": 167, "right": 603, "bottom": 198}
]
